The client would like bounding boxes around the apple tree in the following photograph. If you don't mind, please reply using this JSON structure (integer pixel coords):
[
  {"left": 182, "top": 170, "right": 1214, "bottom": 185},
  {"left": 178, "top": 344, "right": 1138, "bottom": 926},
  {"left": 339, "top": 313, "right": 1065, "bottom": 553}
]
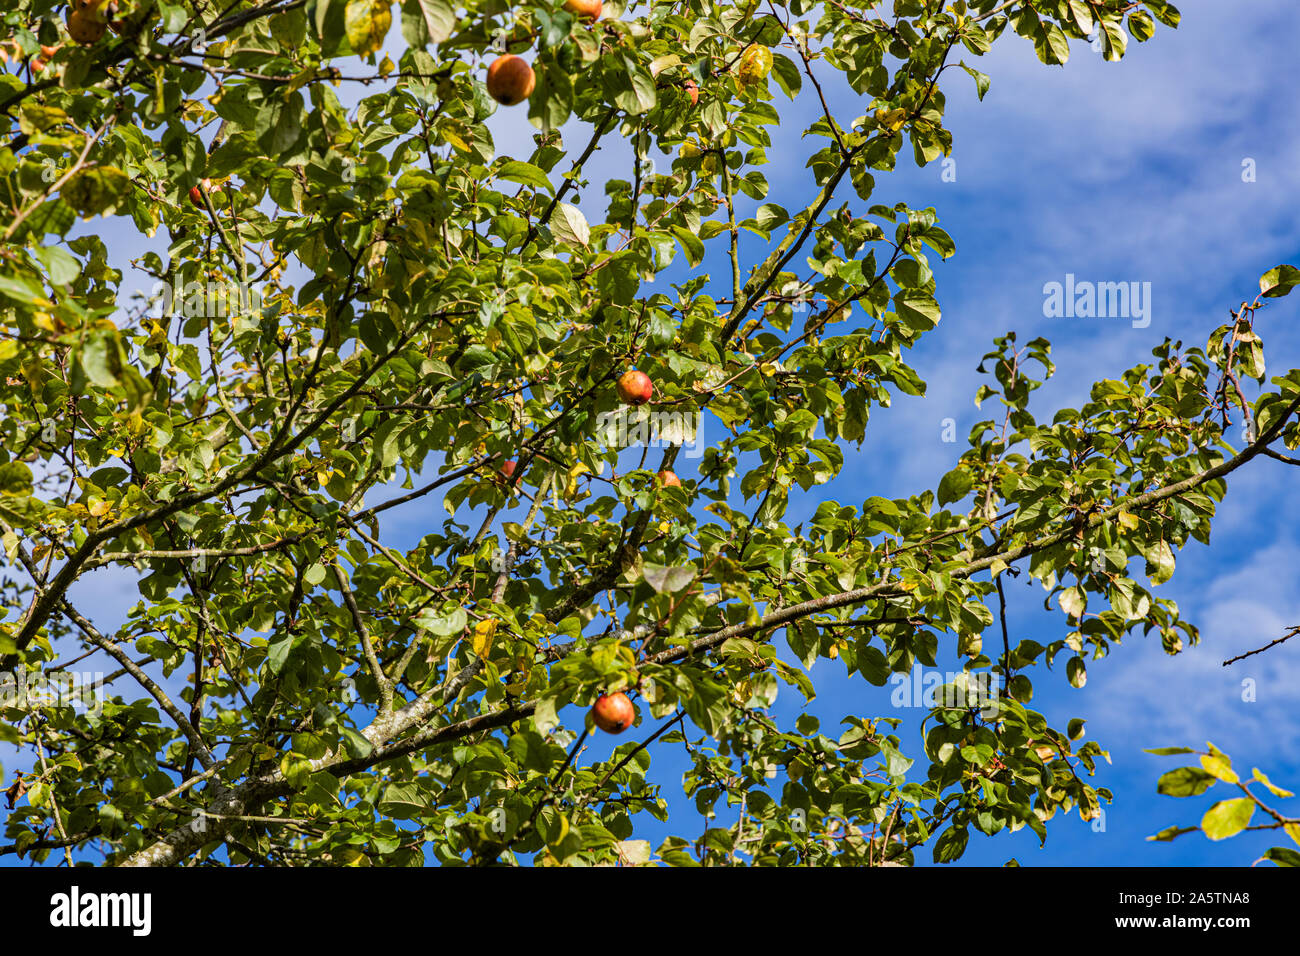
[{"left": 2, "top": 0, "right": 1297, "bottom": 866}]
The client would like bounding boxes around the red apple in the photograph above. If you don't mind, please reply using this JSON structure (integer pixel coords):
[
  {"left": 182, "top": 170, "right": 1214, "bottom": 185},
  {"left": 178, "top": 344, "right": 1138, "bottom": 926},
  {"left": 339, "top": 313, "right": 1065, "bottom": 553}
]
[
  {"left": 591, "top": 692, "right": 635, "bottom": 734},
  {"left": 189, "top": 179, "right": 212, "bottom": 208},
  {"left": 486, "top": 55, "right": 536, "bottom": 106},
  {"left": 499, "top": 459, "right": 518, "bottom": 483},
  {"left": 616, "top": 369, "right": 653, "bottom": 406},
  {"left": 684, "top": 79, "right": 699, "bottom": 106},
  {"left": 657, "top": 470, "right": 681, "bottom": 488}
]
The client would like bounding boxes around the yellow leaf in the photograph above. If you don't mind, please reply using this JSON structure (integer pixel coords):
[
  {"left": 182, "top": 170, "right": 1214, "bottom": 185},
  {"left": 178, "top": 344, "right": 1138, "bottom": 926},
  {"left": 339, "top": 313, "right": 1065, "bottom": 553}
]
[
  {"left": 285, "top": 67, "right": 319, "bottom": 94},
  {"left": 345, "top": 0, "right": 392, "bottom": 58},
  {"left": 737, "top": 44, "right": 772, "bottom": 87},
  {"left": 564, "top": 462, "right": 590, "bottom": 499},
  {"left": 335, "top": 846, "right": 370, "bottom": 866},
  {"left": 472, "top": 618, "right": 498, "bottom": 658},
  {"left": 441, "top": 123, "right": 472, "bottom": 154},
  {"left": 1253, "top": 767, "right": 1295, "bottom": 798},
  {"left": 875, "top": 108, "right": 908, "bottom": 132},
  {"left": 1200, "top": 752, "right": 1238, "bottom": 784},
  {"left": 615, "top": 839, "right": 653, "bottom": 865}
]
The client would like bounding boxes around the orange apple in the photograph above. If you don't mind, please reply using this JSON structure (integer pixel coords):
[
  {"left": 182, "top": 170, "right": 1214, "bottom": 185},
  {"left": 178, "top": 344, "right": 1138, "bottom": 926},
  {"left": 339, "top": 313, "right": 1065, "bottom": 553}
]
[
  {"left": 66, "top": 9, "right": 106, "bottom": 45},
  {"left": 657, "top": 470, "right": 681, "bottom": 488},
  {"left": 616, "top": 369, "right": 653, "bottom": 406},
  {"left": 563, "top": 0, "right": 603, "bottom": 21},
  {"left": 591, "top": 692, "right": 635, "bottom": 733},
  {"left": 499, "top": 459, "right": 519, "bottom": 484},
  {"left": 684, "top": 79, "right": 698, "bottom": 106},
  {"left": 486, "top": 55, "right": 536, "bottom": 106}
]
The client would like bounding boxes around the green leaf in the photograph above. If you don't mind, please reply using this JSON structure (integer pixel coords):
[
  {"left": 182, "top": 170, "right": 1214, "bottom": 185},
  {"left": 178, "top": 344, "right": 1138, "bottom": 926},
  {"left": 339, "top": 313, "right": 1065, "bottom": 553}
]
[
  {"left": 770, "top": 54, "right": 802, "bottom": 99},
  {"left": 933, "top": 824, "right": 969, "bottom": 863},
  {"left": 80, "top": 329, "right": 124, "bottom": 388},
  {"left": 0, "top": 275, "right": 49, "bottom": 307},
  {"left": 0, "top": 462, "right": 34, "bottom": 497},
  {"left": 1264, "top": 847, "right": 1300, "bottom": 867},
  {"left": 61, "top": 166, "right": 131, "bottom": 218},
  {"left": 1128, "top": 11, "right": 1155, "bottom": 42},
  {"left": 1200, "top": 798, "right": 1254, "bottom": 841},
  {"left": 1142, "top": 539, "right": 1175, "bottom": 585},
  {"left": 35, "top": 246, "right": 81, "bottom": 286},
  {"left": 642, "top": 563, "right": 696, "bottom": 594},
  {"left": 671, "top": 225, "right": 704, "bottom": 266},
  {"left": 415, "top": 606, "right": 467, "bottom": 636},
  {"left": 857, "top": 644, "right": 889, "bottom": 686},
  {"left": 551, "top": 202, "right": 590, "bottom": 248},
  {"left": 936, "top": 468, "right": 972, "bottom": 506},
  {"left": 497, "top": 160, "right": 553, "bottom": 194},
  {"left": 407, "top": 0, "right": 454, "bottom": 44},
  {"left": 1147, "top": 824, "right": 1196, "bottom": 842},
  {"left": 1156, "top": 766, "right": 1216, "bottom": 797},
  {"left": 267, "top": 635, "right": 295, "bottom": 674},
  {"left": 959, "top": 63, "right": 990, "bottom": 100},
  {"left": 1068, "top": 0, "right": 1093, "bottom": 36},
  {"left": 1099, "top": 18, "right": 1128, "bottom": 61},
  {"left": 1260, "top": 264, "right": 1300, "bottom": 298},
  {"left": 894, "top": 291, "right": 941, "bottom": 331},
  {"left": 528, "top": 61, "right": 574, "bottom": 132}
]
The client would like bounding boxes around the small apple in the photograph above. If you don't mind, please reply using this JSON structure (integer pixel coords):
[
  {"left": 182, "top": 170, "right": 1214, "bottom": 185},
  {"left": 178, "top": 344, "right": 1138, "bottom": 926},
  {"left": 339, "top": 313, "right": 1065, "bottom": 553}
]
[
  {"left": 591, "top": 692, "right": 635, "bottom": 734},
  {"left": 40, "top": 44, "right": 61, "bottom": 58},
  {"left": 657, "top": 470, "right": 681, "bottom": 488},
  {"left": 188, "top": 179, "right": 212, "bottom": 208},
  {"left": 683, "top": 79, "right": 699, "bottom": 106},
  {"left": 563, "top": 0, "right": 603, "bottom": 21},
  {"left": 486, "top": 55, "right": 536, "bottom": 106},
  {"left": 616, "top": 369, "right": 653, "bottom": 406},
  {"left": 499, "top": 459, "right": 519, "bottom": 484},
  {"left": 30, "top": 55, "right": 47, "bottom": 73},
  {"left": 66, "top": 9, "right": 107, "bottom": 45}
]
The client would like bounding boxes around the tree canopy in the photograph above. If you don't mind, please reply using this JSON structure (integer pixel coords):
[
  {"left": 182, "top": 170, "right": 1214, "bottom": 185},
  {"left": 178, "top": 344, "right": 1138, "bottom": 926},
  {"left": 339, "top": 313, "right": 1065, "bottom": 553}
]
[{"left": 1, "top": 0, "right": 1298, "bottom": 867}]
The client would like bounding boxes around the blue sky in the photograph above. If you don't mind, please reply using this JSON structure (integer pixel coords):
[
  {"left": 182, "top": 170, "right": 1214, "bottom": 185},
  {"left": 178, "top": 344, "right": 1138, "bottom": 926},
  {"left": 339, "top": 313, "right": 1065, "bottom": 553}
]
[
  {"left": 812, "top": 0, "right": 1300, "bottom": 864},
  {"left": 5, "top": 0, "right": 1299, "bottom": 866}
]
